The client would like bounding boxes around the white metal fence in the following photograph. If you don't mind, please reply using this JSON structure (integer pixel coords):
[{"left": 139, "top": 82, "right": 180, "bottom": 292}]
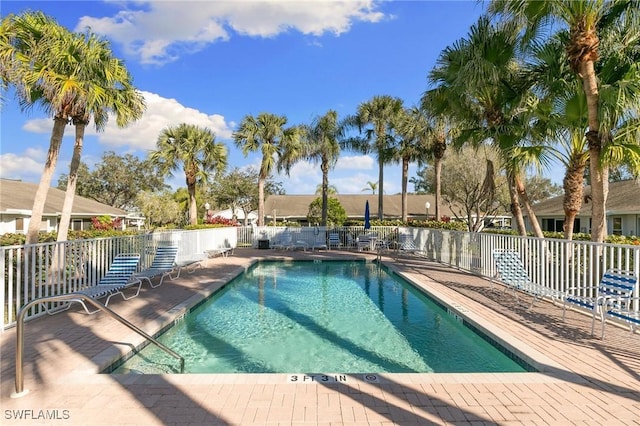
[{"left": 3, "top": 226, "right": 639, "bottom": 329}]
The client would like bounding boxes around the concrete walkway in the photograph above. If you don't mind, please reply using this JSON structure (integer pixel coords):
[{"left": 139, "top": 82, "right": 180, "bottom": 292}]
[{"left": 1, "top": 248, "right": 639, "bottom": 425}]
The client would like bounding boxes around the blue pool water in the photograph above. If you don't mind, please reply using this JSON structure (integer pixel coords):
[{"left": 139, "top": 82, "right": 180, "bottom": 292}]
[{"left": 112, "top": 261, "right": 529, "bottom": 374}]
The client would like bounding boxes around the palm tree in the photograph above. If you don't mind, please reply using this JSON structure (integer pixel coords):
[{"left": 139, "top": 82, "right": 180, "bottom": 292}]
[
  {"left": 345, "top": 95, "right": 404, "bottom": 220},
  {"left": 305, "top": 110, "right": 342, "bottom": 226},
  {"left": 233, "top": 112, "right": 302, "bottom": 226},
  {"left": 361, "top": 181, "right": 378, "bottom": 194},
  {"left": 314, "top": 184, "right": 338, "bottom": 195},
  {"left": 425, "top": 16, "right": 547, "bottom": 237},
  {"left": 395, "top": 107, "right": 431, "bottom": 222},
  {"left": 0, "top": 12, "right": 80, "bottom": 244},
  {"left": 488, "top": 0, "right": 640, "bottom": 243},
  {"left": 149, "top": 123, "right": 227, "bottom": 225},
  {"left": 55, "top": 31, "right": 145, "bottom": 243}
]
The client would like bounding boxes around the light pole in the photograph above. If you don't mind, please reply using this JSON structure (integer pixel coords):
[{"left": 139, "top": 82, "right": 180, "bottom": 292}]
[
  {"left": 204, "top": 202, "right": 211, "bottom": 222},
  {"left": 425, "top": 201, "right": 431, "bottom": 221}
]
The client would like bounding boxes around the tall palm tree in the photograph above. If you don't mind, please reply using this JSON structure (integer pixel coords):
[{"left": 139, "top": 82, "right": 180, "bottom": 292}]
[
  {"left": 233, "top": 113, "right": 302, "bottom": 226},
  {"left": 489, "top": 0, "right": 640, "bottom": 243},
  {"left": 345, "top": 95, "right": 404, "bottom": 220},
  {"left": 395, "top": 107, "right": 431, "bottom": 222},
  {"left": 149, "top": 123, "right": 227, "bottom": 225},
  {"left": 0, "top": 12, "right": 81, "bottom": 244},
  {"left": 426, "top": 16, "right": 547, "bottom": 237},
  {"left": 304, "top": 110, "right": 342, "bottom": 226},
  {"left": 55, "top": 31, "right": 145, "bottom": 243}
]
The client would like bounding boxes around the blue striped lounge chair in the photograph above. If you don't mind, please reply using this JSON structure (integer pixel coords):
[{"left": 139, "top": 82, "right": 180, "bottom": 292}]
[
  {"left": 134, "top": 246, "right": 179, "bottom": 288},
  {"left": 398, "top": 233, "right": 418, "bottom": 253},
  {"left": 491, "top": 249, "right": 563, "bottom": 308},
  {"left": 78, "top": 253, "right": 142, "bottom": 313},
  {"left": 563, "top": 268, "right": 638, "bottom": 337},
  {"left": 606, "top": 295, "right": 640, "bottom": 339}
]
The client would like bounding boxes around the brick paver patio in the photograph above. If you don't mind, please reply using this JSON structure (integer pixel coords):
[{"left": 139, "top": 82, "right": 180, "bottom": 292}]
[{"left": 1, "top": 248, "right": 639, "bottom": 425}]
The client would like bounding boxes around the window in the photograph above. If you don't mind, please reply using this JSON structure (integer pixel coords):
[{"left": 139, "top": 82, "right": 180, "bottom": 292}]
[
  {"left": 612, "top": 217, "right": 622, "bottom": 235},
  {"left": 72, "top": 219, "right": 83, "bottom": 231},
  {"left": 15, "top": 217, "right": 24, "bottom": 232}
]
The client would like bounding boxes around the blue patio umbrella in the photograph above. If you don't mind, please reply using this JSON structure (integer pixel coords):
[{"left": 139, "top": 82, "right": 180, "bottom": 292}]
[{"left": 364, "top": 200, "right": 371, "bottom": 230}]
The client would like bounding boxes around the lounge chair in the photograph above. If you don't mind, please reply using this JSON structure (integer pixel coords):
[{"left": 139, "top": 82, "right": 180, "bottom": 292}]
[
  {"left": 563, "top": 269, "right": 638, "bottom": 336},
  {"left": 357, "top": 233, "right": 376, "bottom": 251},
  {"left": 311, "top": 233, "right": 328, "bottom": 251},
  {"left": 398, "top": 233, "right": 418, "bottom": 253},
  {"left": 290, "top": 240, "right": 309, "bottom": 251},
  {"left": 134, "top": 246, "right": 179, "bottom": 288},
  {"left": 606, "top": 296, "right": 640, "bottom": 338},
  {"left": 77, "top": 253, "right": 142, "bottom": 313},
  {"left": 328, "top": 233, "right": 342, "bottom": 249},
  {"left": 204, "top": 241, "right": 235, "bottom": 258},
  {"left": 491, "top": 249, "right": 563, "bottom": 308},
  {"left": 272, "top": 232, "right": 292, "bottom": 250}
]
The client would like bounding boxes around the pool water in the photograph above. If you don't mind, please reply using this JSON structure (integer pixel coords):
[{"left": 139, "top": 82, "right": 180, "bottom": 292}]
[{"left": 112, "top": 261, "right": 528, "bottom": 374}]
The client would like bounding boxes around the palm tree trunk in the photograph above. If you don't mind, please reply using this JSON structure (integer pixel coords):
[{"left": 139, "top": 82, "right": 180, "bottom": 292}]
[
  {"left": 26, "top": 116, "right": 68, "bottom": 244},
  {"left": 56, "top": 122, "right": 86, "bottom": 243},
  {"left": 562, "top": 163, "right": 586, "bottom": 241},
  {"left": 377, "top": 158, "right": 384, "bottom": 220},
  {"left": 581, "top": 60, "right": 608, "bottom": 243},
  {"left": 508, "top": 172, "right": 526, "bottom": 236},
  {"left": 187, "top": 183, "right": 198, "bottom": 225},
  {"left": 515, "top": 174, "right": 544, "bottom": 238},
  {"left": 321, "top": 160, "right": 329, "bottom": 226},
  {"left": 258, "top": 177, "right": 265, "bottom": 226},
  {"left": 434, "top": 155, "right": 443, "bottom": 222},
  {"left": 401, "top": 157, "right": 409, "bottom": 222}
]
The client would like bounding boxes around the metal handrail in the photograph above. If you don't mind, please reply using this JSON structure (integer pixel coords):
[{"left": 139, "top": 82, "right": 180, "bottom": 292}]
[{"left": 11, "top": 293, "right": 185, "bottom": 398}]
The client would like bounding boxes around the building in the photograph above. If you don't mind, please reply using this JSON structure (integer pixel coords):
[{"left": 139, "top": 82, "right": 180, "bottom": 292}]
[
  {"left": 528, "top": 179, "right": 640, "bottom": 236},
  {"left": 0, "top": 179, "right": 137, "bottom": 234}
]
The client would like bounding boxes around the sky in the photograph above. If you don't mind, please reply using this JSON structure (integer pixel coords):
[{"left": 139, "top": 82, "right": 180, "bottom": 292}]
[{"left": 0, "top": 0, "right": 544, "bottom": 196}]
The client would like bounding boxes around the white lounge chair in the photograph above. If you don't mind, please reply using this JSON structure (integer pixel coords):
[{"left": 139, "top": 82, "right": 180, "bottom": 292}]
[
  {"left": 78, "top": 253, "right": 142, "bottom": 313},
  {"left": 135, "top": 246, "right": 179, "bottom": 288},
  {"left": 272, "top": 232, "right": 292, "bottom": 250},
  {"left": 563, "top": 268, "right": 638, "bottom": 337},
  {"left": 357, "top": 233, "right": 376, "bottom": 251},
  {"left": 311, "top": 233, "right": 328, "bottom": 251},
  {"left": 491, "top": 249, "right": 563, "bottom": 308},
  {"left": 398, "top": 233, "right": 418, "bottom": 253},
  {"left": 204, "top": 241, "right": 235, "bottom": 258}
]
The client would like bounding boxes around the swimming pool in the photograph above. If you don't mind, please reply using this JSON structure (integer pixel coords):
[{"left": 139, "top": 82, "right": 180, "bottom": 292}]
[{"left": 112, "top": 260, "right": 530, "bottom": 374}]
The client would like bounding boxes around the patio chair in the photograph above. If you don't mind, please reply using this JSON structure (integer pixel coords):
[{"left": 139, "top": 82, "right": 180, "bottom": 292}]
[
  {"left": 605, "top": 296, "right": 640, "bottom": 338},
  {"left": 491, "top": 249, "right": 563, "bottom": 308},
  {"left": 357, "top": 233, "right": 376, "bottom": 251},
  {"left": 328, "top": 233, "right": 342, "bottom": 249},
  {"left": 290, "top": 239, "right": 309, "bottom": 251},
  {"left": 204, "top": 241, "right": 235, "bottom": 258},
  {"left": 563, "top": 268, "right": 638, "bottom": 336},
  {"left": 77, "top": 253, "right": 142, "bottom": 313},
  {"left": 311, "top": 232, "right": 328, "bottom": 251},
  {"left": 134, "top": 246, "right": 179, "bottom": 288},
  {"left": 398, "top": 233, "right": 418, "bottom": 254},
  {"left": 272, "top": 232, "right": 292, "bottom": 250}
]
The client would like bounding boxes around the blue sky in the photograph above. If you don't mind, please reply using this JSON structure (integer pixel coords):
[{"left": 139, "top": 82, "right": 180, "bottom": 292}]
[{"left": 0, "top": 0, "right": 542, "bottom": 195}]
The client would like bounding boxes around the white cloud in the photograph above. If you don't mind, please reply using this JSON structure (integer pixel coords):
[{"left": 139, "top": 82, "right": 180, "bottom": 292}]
[
  {"left": 76, "top": 1, "right": 385, "bottom": 64},
  {"left": 335, "top": 155, "right": 375, "bottom": 170},
  {"left": 16, "top": 91, "right": 234, "bottom": 153},
  {"left": 0, "top": 150, "right": 47, "bottom": 180}
]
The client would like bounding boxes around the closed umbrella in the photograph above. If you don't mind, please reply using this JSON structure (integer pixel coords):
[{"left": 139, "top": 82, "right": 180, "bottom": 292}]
[{"left": 364, "top": 200, "right": 371, "bottom": 230}]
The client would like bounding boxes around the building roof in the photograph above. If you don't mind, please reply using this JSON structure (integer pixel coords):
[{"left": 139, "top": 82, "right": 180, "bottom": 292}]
[
  {"left": 0, "top": 179, "right": 128, "bottom": 217},
  {"left": 264, "top": 194, "right": 454, "bottom": 220},
  {"left": 531, "top": 179, "right": 640, "bottom": 217}
]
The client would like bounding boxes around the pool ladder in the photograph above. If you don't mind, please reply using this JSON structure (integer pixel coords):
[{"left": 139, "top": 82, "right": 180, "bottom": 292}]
[{"left": 11, "top": 293, "right": 185, "bottom": 398}]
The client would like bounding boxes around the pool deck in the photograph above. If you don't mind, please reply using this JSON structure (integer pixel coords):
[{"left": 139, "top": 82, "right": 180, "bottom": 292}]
[{"left": 1, "top": 248, "right": 640, "bottom": 425}]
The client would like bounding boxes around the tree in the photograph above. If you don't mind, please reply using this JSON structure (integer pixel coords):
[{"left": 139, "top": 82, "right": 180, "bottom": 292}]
[
  {"left": 233, "top": 112, "right": 302, "bottom": 226},
  {"left": 307, "top": 197, "right": 347, "bottom": 226},
  {"left": 523, "top": 175, "right": 563, "bottom": 205},
  {"left": 395, "top": 107, "right": 432, "bottom": 221},
  {"left": 361, "top": 181, "right": 378, "bottom": 194},
  {"left": 314, "top": 184, "right": 338, "bottom": 195},
  {"left": 149, "top": 123, "right": 227, "bottom": 225},
  {"left": 135, "top": 190, "right": 182, "bottom": 228},
  {"left": 58, "top": 152, "right": 167, "bottom": 210},
  {"left": 303, "top": 110, "right": 342, "bottom": 226},
  {"left": 345, "top": 95, "right": 404, "bottom": 219},
  {"left": 425, "top": 16, "right": 547, "bottom": 237},
  {"left": 0, "top": 12, "right": 145, "bottom": 243},
  {"left": 436, "top": 146, "right": 510, "bottom": 232},
  {"left": 489, "top": 0, "right": 640, "bottom": 243}
]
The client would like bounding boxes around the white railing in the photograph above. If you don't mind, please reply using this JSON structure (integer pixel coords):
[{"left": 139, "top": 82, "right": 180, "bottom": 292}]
[
  {"left": 1, "top": 227, "right": 237, "bottom": 330},
  {"left": 3, "top": 226, "right": 639, "bottom": 329}
]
